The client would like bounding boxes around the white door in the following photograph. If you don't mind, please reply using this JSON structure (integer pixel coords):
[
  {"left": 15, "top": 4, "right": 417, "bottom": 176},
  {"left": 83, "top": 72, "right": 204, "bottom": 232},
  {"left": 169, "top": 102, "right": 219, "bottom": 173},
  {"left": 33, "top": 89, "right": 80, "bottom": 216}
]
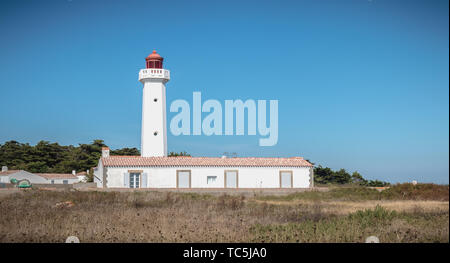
[
  {"left": 280, "top": 171, "right": 292, "bottom": 188},
  {"left": 225, "top": 171, "right": 238, "bottom": 188},
  {"left": 130, "top": 173, "right": 140, "bottom": 188},
  {"left": 177, "top": 171, "right": 190, "bottom": 188}
]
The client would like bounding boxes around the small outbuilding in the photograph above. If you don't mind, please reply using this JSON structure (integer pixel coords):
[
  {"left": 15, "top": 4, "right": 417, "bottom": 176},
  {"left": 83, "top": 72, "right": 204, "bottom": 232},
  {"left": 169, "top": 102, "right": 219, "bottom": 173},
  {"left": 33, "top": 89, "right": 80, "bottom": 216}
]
[
  {"left": 1, "top": 167, "right": 49, "bottom": 184},
  {"left": 0, "top": 166, "right": 80, "bottom": 185}
]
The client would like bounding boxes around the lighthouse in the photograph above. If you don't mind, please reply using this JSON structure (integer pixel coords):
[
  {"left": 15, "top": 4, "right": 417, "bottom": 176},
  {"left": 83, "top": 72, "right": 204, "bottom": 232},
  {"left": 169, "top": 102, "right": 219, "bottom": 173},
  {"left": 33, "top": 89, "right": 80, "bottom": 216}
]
[
  {"left": 139, "top": 50, "right": 170, "bottom": 157},
  {"left": 94, "top": 52, "right": 314, "bottom": 189}
]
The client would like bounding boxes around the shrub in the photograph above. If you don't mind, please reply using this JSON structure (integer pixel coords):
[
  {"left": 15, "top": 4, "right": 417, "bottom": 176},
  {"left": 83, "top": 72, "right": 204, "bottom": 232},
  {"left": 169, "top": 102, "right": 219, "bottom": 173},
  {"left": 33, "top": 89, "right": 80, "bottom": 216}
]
[
  {"left": 383, "top": 183, "right": 449, "bottom": 201},
  {"left": 349, "top": 205, "right": 397, "bottom": 227}
]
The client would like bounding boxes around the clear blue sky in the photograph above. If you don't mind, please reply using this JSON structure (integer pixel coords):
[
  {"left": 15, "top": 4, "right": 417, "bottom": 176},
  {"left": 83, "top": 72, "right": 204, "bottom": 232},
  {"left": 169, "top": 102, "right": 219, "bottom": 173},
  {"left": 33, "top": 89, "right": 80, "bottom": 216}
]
[{"left": 0, "top": 0, "right": 448, "bottom": 184}]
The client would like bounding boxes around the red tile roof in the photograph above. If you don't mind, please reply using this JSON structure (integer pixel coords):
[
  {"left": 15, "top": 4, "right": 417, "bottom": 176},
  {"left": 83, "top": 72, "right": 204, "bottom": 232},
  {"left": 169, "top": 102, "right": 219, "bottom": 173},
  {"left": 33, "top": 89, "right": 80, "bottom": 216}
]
[
  {"left": 0, "top": 170, "right": 77, "bottom": 179},
  {"left": 0, "top": 170, "right": 21, "bottom": 176},
  {"left": 101, "top": 156, "right": 313, "bottom": 168},
  {"left": 35, "top": 173, "right": 78, "bottom": 179}
]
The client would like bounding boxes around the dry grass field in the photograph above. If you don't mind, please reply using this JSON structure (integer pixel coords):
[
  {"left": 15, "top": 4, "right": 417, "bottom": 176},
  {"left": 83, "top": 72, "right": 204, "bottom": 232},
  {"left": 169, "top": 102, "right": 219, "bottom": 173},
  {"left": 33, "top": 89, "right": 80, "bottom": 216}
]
[{"left": 0, "top": 184, "right": 448, "bottom": 243}]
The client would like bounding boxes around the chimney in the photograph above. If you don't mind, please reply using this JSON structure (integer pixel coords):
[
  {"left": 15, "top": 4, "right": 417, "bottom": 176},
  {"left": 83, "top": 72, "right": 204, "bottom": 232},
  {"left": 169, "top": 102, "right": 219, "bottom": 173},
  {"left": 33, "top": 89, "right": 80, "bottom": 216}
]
[
  {"left": 102, "top": 147, "right": 110, "bottom": 158},
  {"left": 1, "top": 166, "right": 7, "bottom": 172},
  {"left": 72, "top": 170, "right": 76, "bottom": 175}
]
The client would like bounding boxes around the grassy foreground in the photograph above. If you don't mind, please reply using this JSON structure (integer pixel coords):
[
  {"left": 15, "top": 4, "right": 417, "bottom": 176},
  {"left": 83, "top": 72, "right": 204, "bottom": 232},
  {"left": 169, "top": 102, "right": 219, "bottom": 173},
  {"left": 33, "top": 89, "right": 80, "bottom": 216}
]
[{"left": 0, "top": 184, "right": 448, "bottom": 243}]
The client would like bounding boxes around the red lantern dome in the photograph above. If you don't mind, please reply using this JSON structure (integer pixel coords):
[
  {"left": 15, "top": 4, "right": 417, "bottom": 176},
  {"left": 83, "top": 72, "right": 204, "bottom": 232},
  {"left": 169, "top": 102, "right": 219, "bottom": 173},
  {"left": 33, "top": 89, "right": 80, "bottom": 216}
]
[{"left": 145, "top": 50, "right": 163, "bottom": 69}]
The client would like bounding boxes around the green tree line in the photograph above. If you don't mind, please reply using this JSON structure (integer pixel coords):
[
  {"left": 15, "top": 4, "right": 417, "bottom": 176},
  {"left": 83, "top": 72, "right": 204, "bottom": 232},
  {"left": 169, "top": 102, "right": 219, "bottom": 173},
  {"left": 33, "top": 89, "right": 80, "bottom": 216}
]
[
  {"left": 313, "top": 165, "right": 389, "bottom": 187},
  {"left": 0, "top": 140, "right": 138, "bottom": 174},
  {"left": 0, "top": 140, "right": 193, "bottom": 174}
]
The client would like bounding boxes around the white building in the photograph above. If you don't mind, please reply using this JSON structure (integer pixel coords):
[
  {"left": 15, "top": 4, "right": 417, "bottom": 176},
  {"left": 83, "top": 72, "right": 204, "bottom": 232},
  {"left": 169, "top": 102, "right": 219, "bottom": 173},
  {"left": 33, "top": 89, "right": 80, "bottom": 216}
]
[
  {"left": 0, "top": 166, "right": 79, "bottom": 185},
  {"left": 94, "top": 51, "right": 314, "bottom": 189},
  {"left": 0, "top": 169, "right": 43, "bottom": 184},
  {"left": 35, "top": 173, "right": 80, "bottom": 184}
]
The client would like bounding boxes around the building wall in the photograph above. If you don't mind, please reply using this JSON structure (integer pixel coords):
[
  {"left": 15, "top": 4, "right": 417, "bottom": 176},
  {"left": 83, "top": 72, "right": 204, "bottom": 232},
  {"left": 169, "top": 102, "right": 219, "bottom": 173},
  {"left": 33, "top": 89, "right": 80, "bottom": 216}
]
[
  {"left": 0, "top": 176, "right": 10, "bottom": 183},
  {"left": 103, "top": 166, "right": 311, "bottom": 188},
  {"left": 47, "top": 178, "right": 79, "bottom": 184},
  {"left": 93, "top": 161, "right": 103, "bottom": 188}
]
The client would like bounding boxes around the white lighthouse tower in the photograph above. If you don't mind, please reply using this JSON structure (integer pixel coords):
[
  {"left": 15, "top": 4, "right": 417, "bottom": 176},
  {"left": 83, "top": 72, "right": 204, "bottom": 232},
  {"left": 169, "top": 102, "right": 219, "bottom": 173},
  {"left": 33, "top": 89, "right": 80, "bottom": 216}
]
[{"left": 138, "top": 50, "right": 170, "bottom": 157}]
